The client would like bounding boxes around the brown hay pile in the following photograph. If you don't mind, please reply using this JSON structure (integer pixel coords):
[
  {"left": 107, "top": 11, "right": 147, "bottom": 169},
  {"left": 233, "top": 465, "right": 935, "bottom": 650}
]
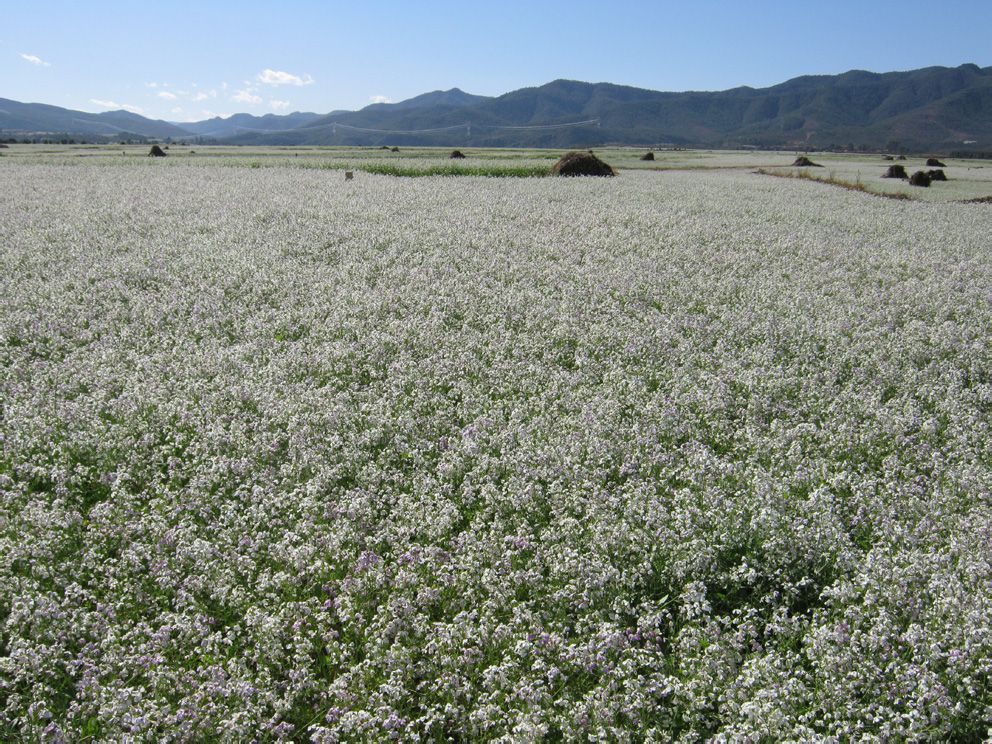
[
  {"left": 909, "top": 170, "right": 931, "bottom": 187},
  {"left": 550, "top": 151, "right": 616, "bottom": 177},
  {"left": 927, "top": 169, "right": 947, "bottom": 181},
  {"left": 926, "top": 157, "right": 946, "bottom": 167},
  {"left": 640, "top": 152, "right": 655, "bottom": 161},
  {"left": 792, "top": 156, "right": 822, "bottom": 167},
  {"left": 148, "top": 145, "right": 167, "bottom": 157},
  {"left": 450, "top": 150, "right": 466, "bottom": 159},
  {"left": 883, "top": 164, "right": 908, "bottom": 178}
]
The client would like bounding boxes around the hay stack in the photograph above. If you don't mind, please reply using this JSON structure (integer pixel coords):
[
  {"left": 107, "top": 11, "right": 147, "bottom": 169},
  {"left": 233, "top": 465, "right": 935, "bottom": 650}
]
[
  {"left": 883, "top": 164, "right": 908, "bottom": 178},
  {"left": 450, "top": 150, "right": 466, "bottom": 159},
  {"left": 926, "top": 157, "right": 946, "bottom": 167},
  {"left": 909, "top": 170, "right": 931, "bottom": 187},
  {"left": 550, "top": 151, "right": 616, "bottom": 177},
  {"left": 148, "top": 145, "right": 167, "bottom": 157},
  {"left": 640, "top": 152, "right": 655, "bottom": 161},
  {"left": 792, "top": 156, "right": 822, "bottom": 167},
  {"left": 927, "top": 169, "right": 947, "bottom": 181},
  {"left": 390, "top": 146, "right": 400, "bottom": 152}
]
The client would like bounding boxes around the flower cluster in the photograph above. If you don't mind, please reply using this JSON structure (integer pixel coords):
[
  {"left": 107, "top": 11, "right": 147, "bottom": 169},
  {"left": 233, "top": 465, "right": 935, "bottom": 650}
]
[{"left": 1, "top": 163, "right": 990, "bottom": 740}]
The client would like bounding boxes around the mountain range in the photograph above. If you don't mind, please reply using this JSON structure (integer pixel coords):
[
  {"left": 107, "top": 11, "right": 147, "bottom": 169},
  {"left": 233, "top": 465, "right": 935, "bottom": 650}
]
[{"left": 2, "top": 64, "right": 991, "bottom": 151}]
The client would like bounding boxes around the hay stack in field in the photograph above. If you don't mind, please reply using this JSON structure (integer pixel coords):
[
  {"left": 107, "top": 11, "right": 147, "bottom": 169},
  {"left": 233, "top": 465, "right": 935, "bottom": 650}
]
[
  {"left": 450, "top": 150, "right": 466, "bottom": 159},
  {"left": 927, "top": 169, "right": 947, "bottom": 181},
  {"left": 390, "top": 146, "right": 400, "bottom": 152},
  {"left": 883, "top": 164, "right": 908, "bottom": 178},
  {"left": 550, "top": 151, "right": 616, "bottom": 177},
  {"left": 926, "top": 157, "right": 946, "bottom": 167},
  {"left": 640, "top": 152, "right": 655, "bottom": 161},
  {"left": 792, "top": 156, "right": 822, "bottom": 167},
  {"left": 909, "top": 170, "right": 931, "bottom": 187},
  {"left": 148, "top": 145, "right": 167, "bottom": 157}
]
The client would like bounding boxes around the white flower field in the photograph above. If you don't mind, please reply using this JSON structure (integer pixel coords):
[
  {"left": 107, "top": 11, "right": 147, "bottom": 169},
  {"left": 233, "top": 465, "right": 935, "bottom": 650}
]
[{"left": 1, "top": 160, "right": 991, "bottom": 740}]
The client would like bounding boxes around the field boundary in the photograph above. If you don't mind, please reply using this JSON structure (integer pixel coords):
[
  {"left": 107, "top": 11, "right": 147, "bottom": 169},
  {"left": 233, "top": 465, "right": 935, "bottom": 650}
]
[{"left": 754, "top": 167, "right": 913, "bottom": 200}]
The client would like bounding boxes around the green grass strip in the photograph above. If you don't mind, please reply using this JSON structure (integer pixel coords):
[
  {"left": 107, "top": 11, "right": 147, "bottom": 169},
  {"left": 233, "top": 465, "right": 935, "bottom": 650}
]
[{"left": 358, "top": 163, "right": 550, "bottom": 178}]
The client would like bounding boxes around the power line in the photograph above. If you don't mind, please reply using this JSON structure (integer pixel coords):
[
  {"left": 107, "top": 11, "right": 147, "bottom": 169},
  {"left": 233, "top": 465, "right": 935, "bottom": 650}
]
[
  {"left": 212, "top": 117, "right": 602, "bottom": 137},
  {"left": 476, "top": 119, "right": 600, "bottom": 130},
  {"left": 70, "top": 117, "right": 132, "bottom": 134},
  {"left": 327, "top": 122, "right": 469, "bottom": 135}
]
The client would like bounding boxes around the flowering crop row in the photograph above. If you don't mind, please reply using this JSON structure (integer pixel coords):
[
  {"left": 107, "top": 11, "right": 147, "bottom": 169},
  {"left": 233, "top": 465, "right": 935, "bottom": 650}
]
[{"left": 1, "top": 164, "right": 991, "bottom": 740}]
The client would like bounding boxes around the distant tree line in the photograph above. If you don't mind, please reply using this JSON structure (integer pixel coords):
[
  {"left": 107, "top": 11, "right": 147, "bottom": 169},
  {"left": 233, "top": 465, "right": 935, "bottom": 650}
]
[
  {"left": 0, "top": 137, "right": 93, "bottom": 144},
  {"left": 0, "top": 132, "right": 159, "bottom": 145}
]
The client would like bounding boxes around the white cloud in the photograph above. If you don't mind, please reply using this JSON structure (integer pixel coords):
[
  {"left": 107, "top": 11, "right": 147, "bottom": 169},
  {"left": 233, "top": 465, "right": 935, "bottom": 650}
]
[
  {"left": 20, "top": 53, "right": 50, "bottom": 67},
  {"left": 269, "top": 99, "right": 291, "bottom": 111},
  {"left": 257, "top": 68, "right": 313, "bottom": 87},
  {"left": 157, "top": 91, "right": 178, "bottom": 100},
  {"left": 171, "top": 107, "right": 184, "bottom": 114},
  {"left": 193, "top": 90, "right": 216, "bottom": 102},
  {"left": 89, "top": 98, "right": 144, "bottom": 114},
  {"left": 369, "top": 95, "right": 392, "bottom": 104},
  {"left": 145, "top": 82, "right": 158, "bottom": 88},
  {"left": 231, "top": 89, "right": 262, "bottom": 105}
]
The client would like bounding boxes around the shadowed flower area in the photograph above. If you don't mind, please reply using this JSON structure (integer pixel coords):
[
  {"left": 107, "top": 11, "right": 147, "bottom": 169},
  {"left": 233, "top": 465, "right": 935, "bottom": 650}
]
[{"left": 0, "top": 163, "right": 990, "bottom": 740}]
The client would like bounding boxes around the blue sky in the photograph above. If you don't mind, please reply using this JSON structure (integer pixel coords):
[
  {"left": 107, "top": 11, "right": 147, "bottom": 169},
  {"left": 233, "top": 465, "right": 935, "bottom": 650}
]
[{"left": 3, "top": 0, "right": 990, "bottom": 122}]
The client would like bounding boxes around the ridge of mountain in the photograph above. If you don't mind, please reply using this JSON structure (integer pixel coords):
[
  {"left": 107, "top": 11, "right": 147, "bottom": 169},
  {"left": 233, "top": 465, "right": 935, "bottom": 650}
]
[
  {"left": 2, "top": 64, "right": 990, "bottom": 150},
  {"left": 177, "top": 111, "right": 324, "bottom": 138},
  {"left": 0, "top": 98, "right": 191, "bottom": 139}
]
